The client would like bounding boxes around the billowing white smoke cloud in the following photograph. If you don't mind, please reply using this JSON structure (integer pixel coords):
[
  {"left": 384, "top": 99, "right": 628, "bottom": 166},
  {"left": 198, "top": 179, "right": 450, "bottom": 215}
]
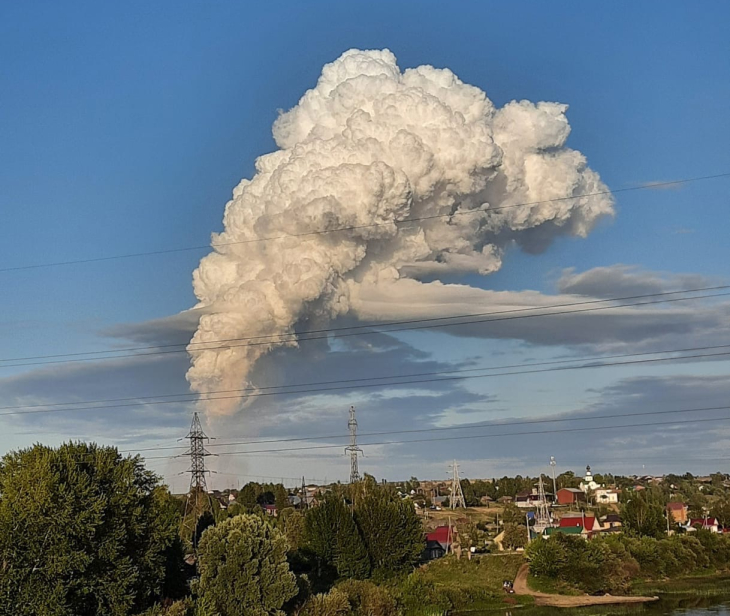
[{"left": 187, "top": 49, "right": 614, "bottom": 416}]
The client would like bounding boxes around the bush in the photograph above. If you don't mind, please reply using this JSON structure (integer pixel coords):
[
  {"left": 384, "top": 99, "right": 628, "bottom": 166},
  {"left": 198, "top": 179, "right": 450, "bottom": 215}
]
[
  {"left": 502, "top": 523, "right": 527, "bottom": 549},
  {"left": 526, "top": 538, "right": 567, "bottom": 577},
  {"left": 297, "top": 589, "right": 351, "bottom": 616},
  {"left": 337, "top": 580, "right": 397, "bottom": 616}
]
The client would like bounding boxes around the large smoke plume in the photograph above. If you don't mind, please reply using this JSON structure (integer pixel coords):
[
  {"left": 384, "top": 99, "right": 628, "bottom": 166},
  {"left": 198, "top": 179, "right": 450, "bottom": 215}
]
[{"left": 187, "top": 49, "right": 614, "bottom": 416}]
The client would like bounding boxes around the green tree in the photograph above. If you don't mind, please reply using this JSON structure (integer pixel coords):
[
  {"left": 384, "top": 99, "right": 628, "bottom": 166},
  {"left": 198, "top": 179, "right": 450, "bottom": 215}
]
[
  {"left": 197, "top": 514, "right": 297, "bottom": 616},
  {"left": 281, "top": 509, "right": 306, "bottom": 552},
  {"left": 501, "top": 502, "right": 523, "bottom": 525},
  {"left": 274, "top": 484, "right": 290, "bottom": 513},
  {"left": 238, "top": 483, "right": 260, "bottom": 510},
  {"left": 622, "top": 493, "right": 667, "bottom": 538},
  {"left": 303, "top": 497, "right": 370, "bottom": 580},
  {"left": 502, "top": 523, "right": 527, "bottom": 550},
  {"left": 0, "top": 442, "right": 183, "bottom": 616},
  {"left": 354, "top": 488, "right": 423, "bottom": 577},
  {"left": 526, "top": 537, "right": 568, "bottom": 577},
  {"left": 711, "top": 496, "right": 730, "bottom": 528}
]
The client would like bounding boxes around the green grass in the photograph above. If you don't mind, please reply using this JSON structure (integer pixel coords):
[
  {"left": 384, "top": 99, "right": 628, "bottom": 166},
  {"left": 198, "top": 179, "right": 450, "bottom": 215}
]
[
  {"left": 418, "top": 553, "right": 524, "bottom": 590},
  {"left": 410, "top": 554, "right": 533, "bottom": 614},
  {"left": 527, "top": 574, "right": 582, "bottom": 596}
]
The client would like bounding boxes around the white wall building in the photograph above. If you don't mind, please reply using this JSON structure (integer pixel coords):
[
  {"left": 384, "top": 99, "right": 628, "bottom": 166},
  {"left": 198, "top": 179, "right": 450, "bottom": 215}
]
[{"left": 579, "top": 465, "right": 602, "bottom": 493}]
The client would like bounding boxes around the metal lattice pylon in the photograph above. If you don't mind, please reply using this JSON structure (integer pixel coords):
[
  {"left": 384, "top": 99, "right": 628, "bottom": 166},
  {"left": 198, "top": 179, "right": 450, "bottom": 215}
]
[
  {"left": 533, "top": 474, "right": 552, "bottom": 533},
  {"left": 344, "top": 406, "right": 363, "bottom": 483},
  {"left": 449, "top": 460, "right": 466, "bottom": 509},
  {"left": 180, "top": 412, "right": 214, "bottom": 551}
]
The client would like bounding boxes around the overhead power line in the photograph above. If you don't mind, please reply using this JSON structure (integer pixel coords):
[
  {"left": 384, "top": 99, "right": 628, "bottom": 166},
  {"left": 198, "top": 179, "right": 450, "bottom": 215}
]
[
  {"left": 2, "top": 172, "right": 728, "bottom": 274},
  {"left": 120, "top": 403, "right": 730, "bottom": 454},
  {"left": 2, "top": 345, "right": 730, "bottom": 418},
  {"left": 3, "top": 340, "right": 729, "bottom": 413},
  {"left": 2, "top": 286, "right": 728, "bottom": 370},
  {"left": 140, "top": 414, "right": 730, "bottom": 460}
]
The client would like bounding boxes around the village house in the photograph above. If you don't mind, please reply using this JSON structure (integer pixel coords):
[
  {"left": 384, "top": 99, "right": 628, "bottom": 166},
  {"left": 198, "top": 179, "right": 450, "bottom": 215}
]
[
  {"left": 687, "top": 517, "right": 720, "bottom": 533},
  {"left": 666, "top": 502, "right": 688, "bottom": 524},
  {"left": 601, "top": 513, "right": 622, "bottom": 532},
  {"left": 594, "top": 488, "right": 620, "bottom": 504},
  {"left": 557, "top": 514, "right": 602, "bottom": 536},
  {"left": 424, "top": 525, "right": 457, "bottom": 558},
  {"left": 556, "top": 487, "right": 586, "bottom": 505}
]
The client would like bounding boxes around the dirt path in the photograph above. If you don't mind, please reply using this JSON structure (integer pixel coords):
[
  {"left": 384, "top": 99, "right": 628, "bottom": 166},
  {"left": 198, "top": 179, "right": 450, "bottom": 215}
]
[{"left": 512, "top": 564, "right": 659, "bottom": 608}]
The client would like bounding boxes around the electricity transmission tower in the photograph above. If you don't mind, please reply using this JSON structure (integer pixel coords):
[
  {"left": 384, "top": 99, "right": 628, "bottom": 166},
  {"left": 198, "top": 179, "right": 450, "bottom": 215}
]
[
  {"left": 300, "top": 476, "right": 309, "bottom": 510},
  {"left": 344, "top": 405, "right": 363, "bottom": 483},
  {"left": 533, "top": 474, "right": 552, "bottom": 533},
  {"left": 449, "top": 460, "right": 466, "bottom": 509},
  {"left": 180, "top": 412, "right": 214, "bottom": 551}
]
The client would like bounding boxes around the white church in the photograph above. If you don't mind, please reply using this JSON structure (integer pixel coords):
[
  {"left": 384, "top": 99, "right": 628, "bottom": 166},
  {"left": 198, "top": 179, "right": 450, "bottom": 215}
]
[{"left": 580, "top": 465, "right": 619, "bottom": 504}]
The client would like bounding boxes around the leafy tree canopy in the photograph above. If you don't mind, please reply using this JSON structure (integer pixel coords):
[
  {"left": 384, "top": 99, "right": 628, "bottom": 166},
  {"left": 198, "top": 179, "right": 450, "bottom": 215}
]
[
  {"left": 197, "top": 514, "right": 297, "bottom": 616},
  {"left": 0, "top": 442, "right": 184, "bottom": 616}
]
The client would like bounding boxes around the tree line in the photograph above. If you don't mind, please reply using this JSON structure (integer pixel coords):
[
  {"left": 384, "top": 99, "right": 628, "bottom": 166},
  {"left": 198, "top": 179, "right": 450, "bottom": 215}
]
[{"left": 0, "top": 442, "right": 424, "bottom": 616}]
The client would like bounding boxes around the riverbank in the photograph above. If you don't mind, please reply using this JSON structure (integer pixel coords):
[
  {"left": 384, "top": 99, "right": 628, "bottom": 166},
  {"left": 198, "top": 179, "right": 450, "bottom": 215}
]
[{"left": 513, "top": 564, "right": 659, "bottom": 608}]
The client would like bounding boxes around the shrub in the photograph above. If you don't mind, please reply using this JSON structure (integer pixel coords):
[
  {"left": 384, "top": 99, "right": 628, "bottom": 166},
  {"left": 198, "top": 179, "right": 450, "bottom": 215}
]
[
  {"left": 297, "top": 589, "right": 351, "bottom": 616},
  {"left": 526, "top": 537, "right": 567, "bottom": 577}
]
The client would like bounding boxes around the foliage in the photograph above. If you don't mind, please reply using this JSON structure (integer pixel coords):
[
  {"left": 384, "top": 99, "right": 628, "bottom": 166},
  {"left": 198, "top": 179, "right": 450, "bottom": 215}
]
[
  {"left": 502, "top": 523, "right": 527, "bottom": 549},
  {"left": 525, "top": 536, "right": 567, "bottom": 577},
  {"left": 527, "top": 534, "right": 637, "bottom": 594},
  {"left": 0, "top": 442, "right": 184, "bottom": 616},
  {"left": 303, "top": 496, "right": 370, "bottom": 581},
  {"left": 297, "top": 588, "right": 351, "bottom": 616},
  {"left": 621, "top": 491, "right": 667, "bottom": 538},
  {"left": 710, "top": 496, "right": 730, "bottom": 527},
  {"left": 530, "top": 531, "right": 730, "bottom": 594},
  {"left": 336, "top": 580, "right": 397, "bottom": 616},
  {"left": 281, "top": 509, "right": 306, "bottom": 552},
  {"left": 500, "top": 502, "right": 524, "bottom": 525},
  {"left": 196, "top": 514, "right": 297, "bottom": 616},
  {"left": 354, "top": 488, "right": 423, "bottom": 578}
]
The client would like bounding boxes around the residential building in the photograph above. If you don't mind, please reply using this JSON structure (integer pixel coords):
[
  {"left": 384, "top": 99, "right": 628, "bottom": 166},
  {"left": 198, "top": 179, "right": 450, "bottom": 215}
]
[
  {"left": 426, "top": 525, "right": 457, "bottom": 552},
  {"left": 594, "top": 488, "right": 620, "bottom": 504},
  {"left": 601, "top": 513, "right": 622, "bottom": 530},
  {"left": 666, "top": 502, "right": 688, "bottom": 524},
  {"left": 559, "top": 515, "right": 601, "bottom": 536},
  {"left": 687, "top": 517, "right": 720, "bottom": 533},
  {"left": 556, "top": 488, "right": 586, "bottom": 505}
]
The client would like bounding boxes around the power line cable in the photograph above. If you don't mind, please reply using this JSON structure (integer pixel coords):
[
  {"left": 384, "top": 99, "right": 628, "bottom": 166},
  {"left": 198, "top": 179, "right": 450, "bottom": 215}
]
[
  {"left": 4, "top": 340, "right": 730, "bottom": 413},
  {"left": 122, "top": 403, "right": 730, "bottom": 453},
  {"left": 2, "top": 285, "right": 728, "bottom": 364},
  {"left": 140, "top": 414, "right": 730, "bottom": 460},
  {"left": 2, "top": 287, "right": 728, "bottom": 370},
  {"left": 2, "top": 347, "right": 729, "bottom": 418},
  {"left": 2, "top": 173, "right": 728, "bottom": 274}
]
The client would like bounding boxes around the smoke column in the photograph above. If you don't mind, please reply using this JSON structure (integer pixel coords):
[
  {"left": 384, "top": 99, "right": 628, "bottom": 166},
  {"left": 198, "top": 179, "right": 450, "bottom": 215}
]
[{"left": 187, "top": 49, "right": 614, "bottom": 416}]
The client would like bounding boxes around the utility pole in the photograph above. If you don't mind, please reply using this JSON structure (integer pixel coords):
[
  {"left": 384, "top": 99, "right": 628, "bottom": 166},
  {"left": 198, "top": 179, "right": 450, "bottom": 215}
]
[
  {"left": 550, "top": 456, "right": 557, "bottom": 500},
  {"left": 449, "top": 460, "right": 466, "bottom": 509},
  {"left": 180, "top": 412, "right": 214, "bottom": 552},
  {"left": 344, "top": 406, "right": 363, "bottom": 484}
]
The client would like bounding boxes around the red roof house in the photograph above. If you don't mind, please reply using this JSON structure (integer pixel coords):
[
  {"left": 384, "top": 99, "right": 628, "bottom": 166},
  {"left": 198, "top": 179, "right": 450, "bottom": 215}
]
[
  {"left": 426, "top": 525, "right": 457, "bottom": 550},
  {"left": 689, "top": 517, "right": 720, "bottom": 532},
  {"left": 559, "top": 515, "right": 601, "bottom": 534}
]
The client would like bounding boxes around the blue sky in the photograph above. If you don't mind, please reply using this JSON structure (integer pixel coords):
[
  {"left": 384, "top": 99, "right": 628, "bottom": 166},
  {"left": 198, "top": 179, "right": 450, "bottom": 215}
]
[{"left": 1, "top": 2, "right": 730, "bottom": 488}]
